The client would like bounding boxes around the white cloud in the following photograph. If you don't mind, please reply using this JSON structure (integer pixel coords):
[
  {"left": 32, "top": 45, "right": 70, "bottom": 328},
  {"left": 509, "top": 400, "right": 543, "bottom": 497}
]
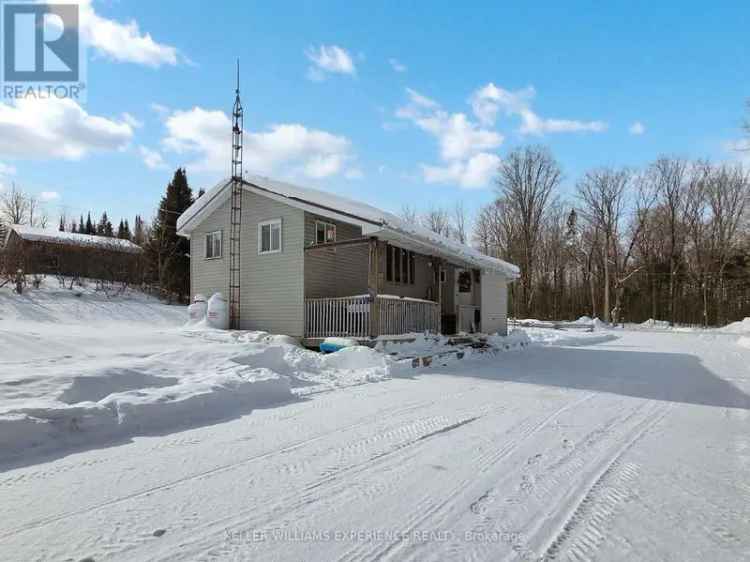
[
  {"left": 389, "top": 58, "right": 407, "bottom": 73},
  {"left": 629, "top": 121, "right": 646, "bottom": 135},
  {"left": 161, "top": 107, "right": 357, "bottom": 179},
  {"left": 422, "top": 153, "right": 500, "bottom": 189},
  {"left": 139, "top": 146, "right": 167, "bottom": 169},
  {"left": 150, "top": 103, "right": 170, "bottom": 117},
  {"left": 122, "top": 113, "right": 143, "bottom": 129},
  {"left": 469, "top": 83, "right": 607, "bottom": 135},
  {"left": 0, "top": 98, "right": 134, "bottom": 160},
  {"left": 345, "top": 167, "right": 364, "bottom": 180},
  {"left": 305, "top": 45, "right": 356, "bottom": 81},
  {"left": 75, "top": 0, "right": 180, "bottom": 67},
  {"left": 402, "top": 88, "right": 439, "bottom": 110},
  {"left": 0, "top": 162, "right": 17, "bottom": 176},
  {"left": 39, "top": 191, "right": 60, "bottom": 202},
  {"left": 396, "top": 88, "right": 502, "bottom": 189},
  {"left": 470, "top": 84, "right": 535, "bottom": 126}
]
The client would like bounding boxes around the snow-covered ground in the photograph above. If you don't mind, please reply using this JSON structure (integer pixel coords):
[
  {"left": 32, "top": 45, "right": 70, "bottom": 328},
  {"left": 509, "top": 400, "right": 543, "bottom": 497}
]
[{"left": 2, "top": 281, "right": 750, "bottom": 561}]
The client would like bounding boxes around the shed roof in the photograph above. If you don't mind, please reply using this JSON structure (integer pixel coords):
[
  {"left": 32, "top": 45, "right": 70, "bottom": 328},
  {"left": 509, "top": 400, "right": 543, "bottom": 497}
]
[{"left": 7, "top": 224, "right": 143, "bottom": 254}]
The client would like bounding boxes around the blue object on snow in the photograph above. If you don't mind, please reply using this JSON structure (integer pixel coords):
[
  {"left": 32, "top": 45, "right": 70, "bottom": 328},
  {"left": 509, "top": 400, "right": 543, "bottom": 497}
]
[{"left": 319, "top": 341, "right": 346, "bottom": 354}]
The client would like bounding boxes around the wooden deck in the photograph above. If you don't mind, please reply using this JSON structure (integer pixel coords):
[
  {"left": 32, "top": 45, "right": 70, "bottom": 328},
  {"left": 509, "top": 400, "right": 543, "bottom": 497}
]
[{"left": 304, "top": 295, "right": 440, "bottom": 340}]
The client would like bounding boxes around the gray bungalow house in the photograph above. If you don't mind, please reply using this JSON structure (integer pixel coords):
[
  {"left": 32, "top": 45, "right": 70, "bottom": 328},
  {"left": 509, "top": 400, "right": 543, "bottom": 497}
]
[{"left": 176, "top": 175, "right": 519, "bottom": 343}]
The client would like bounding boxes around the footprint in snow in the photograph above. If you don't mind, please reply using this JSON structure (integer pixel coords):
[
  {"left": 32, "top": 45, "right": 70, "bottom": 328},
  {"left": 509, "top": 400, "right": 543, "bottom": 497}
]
[
  {"left": 153, "top": 529, "right": 166, "bottom": 537},
  {"left": 527, "top": 453, "right": 542, "bottom": 465}
]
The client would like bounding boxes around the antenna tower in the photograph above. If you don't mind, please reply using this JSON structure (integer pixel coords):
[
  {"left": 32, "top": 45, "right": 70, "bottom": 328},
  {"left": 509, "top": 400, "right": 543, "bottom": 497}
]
[{"left": 229, "top": 60, "right": 243, "bottom": 329}]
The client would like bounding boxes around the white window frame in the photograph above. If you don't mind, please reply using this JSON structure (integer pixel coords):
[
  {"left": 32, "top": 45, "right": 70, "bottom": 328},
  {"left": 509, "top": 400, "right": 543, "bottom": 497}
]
[
  {"left": 258, "top": 218, "right": 282, "bottom": 255},
  {"left": 314, "top": 220, "right": 336, "bottom": 245},
  {"left": 205, "top": 230, "right": 222, "bottom": 260}
]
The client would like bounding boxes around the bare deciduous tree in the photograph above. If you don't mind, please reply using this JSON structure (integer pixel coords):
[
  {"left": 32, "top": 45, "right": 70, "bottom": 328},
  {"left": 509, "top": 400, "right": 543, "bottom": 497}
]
[
  {"left": 0, "top": 183, "right": 29, "bottom": 224},
  {"left": 422, "top": 205, "right": 451, "bottom": 237},
  {"left": 496, "top": 145, "right": 562, "bottom": 316},
  {"left": 452, "top": 202, "right": 468, "bottom": 244}
]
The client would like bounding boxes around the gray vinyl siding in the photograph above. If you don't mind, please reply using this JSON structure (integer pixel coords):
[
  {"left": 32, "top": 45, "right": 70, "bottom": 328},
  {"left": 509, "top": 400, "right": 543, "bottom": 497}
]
[
  {"left": 190, "top": 190, "right": 305, "bottom": 337},
  {"left": 240, "top": 190, "right": 305, "bottom": 335},
  {"left": 190, "top": 198, "right": 230, "bottom": 302},
  {"left": 303, "top": 213, "right": 368, "bottom": 298}
]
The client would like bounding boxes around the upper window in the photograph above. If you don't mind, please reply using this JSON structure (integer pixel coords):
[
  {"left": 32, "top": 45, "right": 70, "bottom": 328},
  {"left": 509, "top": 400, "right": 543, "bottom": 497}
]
[
  {"left": 205, "top": 231, "right": 222, "bottom": 259},
  {"left": 258, "top": 219, "right": 282, "bottom": 254},
  {"left": 315, "top": 221, "right": 336, "bottom": 245}
]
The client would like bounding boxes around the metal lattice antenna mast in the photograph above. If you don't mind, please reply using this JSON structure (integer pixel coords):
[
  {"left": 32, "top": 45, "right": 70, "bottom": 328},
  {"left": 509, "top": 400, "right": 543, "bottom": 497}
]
[{"left": 229, "top": 59, "right": 243, "bottom": 330}]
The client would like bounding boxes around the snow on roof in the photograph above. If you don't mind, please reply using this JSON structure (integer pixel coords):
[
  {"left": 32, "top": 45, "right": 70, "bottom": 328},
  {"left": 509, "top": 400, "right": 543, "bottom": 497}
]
[
  {"left": 177, "top": 175, "right": 519, "bottom": 278},
  {"left": 9, "top": 224, "right": 143, "bottom": 254}
]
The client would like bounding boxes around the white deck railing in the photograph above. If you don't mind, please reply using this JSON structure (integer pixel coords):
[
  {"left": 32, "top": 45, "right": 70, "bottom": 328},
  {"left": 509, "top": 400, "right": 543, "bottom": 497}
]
[
  {"left": 375, "top": 295, "right": 441, "bottom": 337},
  {"left": 304, "top": 295, "right": 440, "bottom": 339}
]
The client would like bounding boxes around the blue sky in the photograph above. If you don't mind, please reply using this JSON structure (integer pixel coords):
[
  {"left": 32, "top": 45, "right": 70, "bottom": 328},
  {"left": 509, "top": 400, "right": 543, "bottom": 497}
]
[{"left": 1, "top": 0, "right": 748, "bottom": 227}]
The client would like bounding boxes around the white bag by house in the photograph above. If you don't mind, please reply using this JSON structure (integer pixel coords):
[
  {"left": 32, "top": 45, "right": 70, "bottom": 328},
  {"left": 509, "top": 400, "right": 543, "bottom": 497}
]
[
  {"left": 187, "top": 293, "right": 208, "bottom": 324},
  {"left": 207, "top": 292, "right": 229, "bottom": 329}
]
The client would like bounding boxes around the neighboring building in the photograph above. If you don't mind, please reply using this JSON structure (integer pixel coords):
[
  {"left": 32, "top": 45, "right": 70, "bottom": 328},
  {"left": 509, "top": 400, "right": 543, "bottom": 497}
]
[
  {"left": 176, "top": 175, "right": 519, "bottom": 341},
  {"left": 2, "top": 224, "right": 143, "bottom": 282}
]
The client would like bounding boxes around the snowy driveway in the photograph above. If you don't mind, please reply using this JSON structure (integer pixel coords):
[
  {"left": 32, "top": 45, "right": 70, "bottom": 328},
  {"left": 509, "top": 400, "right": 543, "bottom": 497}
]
[{"left": 1, "top": 330, "right": 749, "bottom": 561}]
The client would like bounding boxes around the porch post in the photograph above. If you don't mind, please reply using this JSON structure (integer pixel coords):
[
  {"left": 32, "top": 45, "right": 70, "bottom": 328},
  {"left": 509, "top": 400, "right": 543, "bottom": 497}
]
[
  {"left": 436, "top": 258, "right": 444, "bottom": 334},
  {"left": 368, "top": 237, "right": 380, "bottom": 338},
  {"left": 436, "top": 258, "right": 444, "bottom": 308}
]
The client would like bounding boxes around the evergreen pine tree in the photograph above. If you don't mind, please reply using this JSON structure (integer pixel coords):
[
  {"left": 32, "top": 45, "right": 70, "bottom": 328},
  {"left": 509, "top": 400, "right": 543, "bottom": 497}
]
[
  {"left": 97, "top": 212, "right": 107, "bottom": 235},
  {"left": 116, "top": 219, "right": 132, "bottom": 240},
  {"left": 85, "top": 212, "right": 94, "bottom": 235},
  {"left": 78, "top": 215, "right": 85, "bottom": 234},
  {"left": 146, "top": 168, "right": 194, "bottom": 300},
  {"left": 59, "top": 217, "right": 65, "bottom": 232},
  {"left": 70, "top": 220, "right": 77, "bottom": 233},
  {"left": 133, "top": 215, "right": 146, "bottom": 246}
]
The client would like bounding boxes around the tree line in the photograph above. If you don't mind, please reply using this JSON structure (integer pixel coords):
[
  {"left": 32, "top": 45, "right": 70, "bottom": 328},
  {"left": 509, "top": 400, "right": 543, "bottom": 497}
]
[
  {"left": 1, "top": 169, "right": 199, "bottom": 303},
  {"left": 471, "top": 146, "right": 750, "bottom": 327},
  {"left": 58, "top": 210, "right": 147, "bottom": 244},
  {"left": 5, "top": 149, "right": 749, "bottom": 324}
]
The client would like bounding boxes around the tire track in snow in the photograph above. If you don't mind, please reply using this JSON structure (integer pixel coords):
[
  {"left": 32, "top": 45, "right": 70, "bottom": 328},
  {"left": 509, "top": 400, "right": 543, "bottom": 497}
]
[
  {"left": 0, "top": 409, "right": 400, "bottom": 540},
  {"left": 540, "top": 403, "right": 673, "bottom": 561},
  {"left": 337, "top": 392, "right": 598, "bottom": 562},
  {"left": 159, "top": 411, "right": 491, "bottom": 562},
  {"left": 0, "top": 389, "right": 498, "bottom": 559},
  {"left": 432, "top": 397, "right": 654, "bottom": 562}
]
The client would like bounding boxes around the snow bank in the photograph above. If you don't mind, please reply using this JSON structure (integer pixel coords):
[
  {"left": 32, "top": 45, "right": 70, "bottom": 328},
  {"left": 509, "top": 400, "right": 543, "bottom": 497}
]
[
  {"left": 0, "top": 281, "right": 400, "bottom": 465},
  {"left": 719, "top": 318, "right": 750, "bottom": 334},
  {"left": 640, "top": 318, "right": 672, "bottom": 329},
  {"left": 520, "top": 327, "right": 617, "bottom": 347},
  {"left": 0, "top": 276, "right": 186, "bottom": 327}
]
